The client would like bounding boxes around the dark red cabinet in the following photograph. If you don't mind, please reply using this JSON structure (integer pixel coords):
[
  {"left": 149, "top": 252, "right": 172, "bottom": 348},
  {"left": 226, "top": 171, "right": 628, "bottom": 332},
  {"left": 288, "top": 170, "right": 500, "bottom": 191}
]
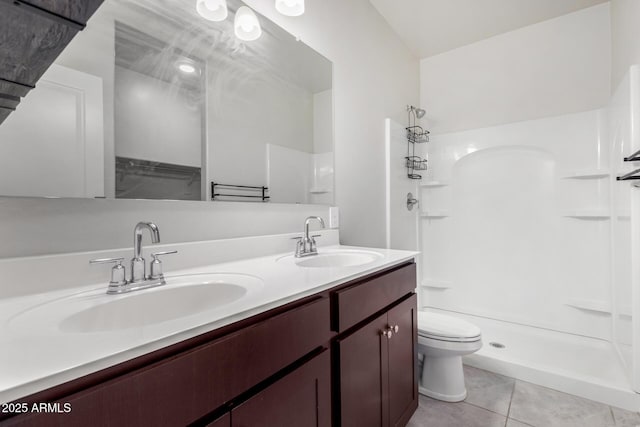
[
  {"left": 337, "top": 294, "right": 418, "bottom": 427},
  {"left": 387, "top": 296, "right": 419, "bottom": 427},
  {"left": 2, "top": 298, "right": 330, "bottom": 427},
  {"left": 232, "top": 350, "right": 331, "bottom": 427},
  {"left": 1, "top": 261, "right": 417, "bottom": 427},
  {"left": 337, "top": 310, "right": 389, "bottom": 427},
  {"left": 207, "top": 414, "right": 231, "bottom": 427}
]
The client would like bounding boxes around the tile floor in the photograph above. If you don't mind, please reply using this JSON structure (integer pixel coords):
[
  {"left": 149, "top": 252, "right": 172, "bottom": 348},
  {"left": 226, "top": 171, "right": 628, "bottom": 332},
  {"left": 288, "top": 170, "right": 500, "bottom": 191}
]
[{"left": 408, "top": 366, "right": 640, "bottom": 427}]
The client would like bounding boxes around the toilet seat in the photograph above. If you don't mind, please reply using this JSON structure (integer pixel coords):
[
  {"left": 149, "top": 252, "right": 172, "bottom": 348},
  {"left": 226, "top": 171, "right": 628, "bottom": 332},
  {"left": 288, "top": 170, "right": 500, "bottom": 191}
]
[{"left": 418, "top": 312, "right": 481, "bottom": 343}]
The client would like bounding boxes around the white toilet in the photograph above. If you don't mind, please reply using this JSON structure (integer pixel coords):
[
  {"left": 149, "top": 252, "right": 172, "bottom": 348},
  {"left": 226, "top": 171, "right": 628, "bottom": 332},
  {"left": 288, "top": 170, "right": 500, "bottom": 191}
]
[{"left": 417, "top": 311, "right": 482, "bottom": 402}]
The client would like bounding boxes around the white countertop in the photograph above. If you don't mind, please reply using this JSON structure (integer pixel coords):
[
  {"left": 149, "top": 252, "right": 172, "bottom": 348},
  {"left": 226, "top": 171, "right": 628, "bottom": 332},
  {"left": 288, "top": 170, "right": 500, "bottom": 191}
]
[{"left": 0, "top": 244, "right": 417, "bottom": 404}]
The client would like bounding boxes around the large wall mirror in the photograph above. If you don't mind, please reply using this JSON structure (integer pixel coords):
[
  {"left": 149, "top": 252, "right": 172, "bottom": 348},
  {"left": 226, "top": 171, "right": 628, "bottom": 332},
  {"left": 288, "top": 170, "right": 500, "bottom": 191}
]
[{"left": 0, "top": 0, "right": 334, "bottom": 205}]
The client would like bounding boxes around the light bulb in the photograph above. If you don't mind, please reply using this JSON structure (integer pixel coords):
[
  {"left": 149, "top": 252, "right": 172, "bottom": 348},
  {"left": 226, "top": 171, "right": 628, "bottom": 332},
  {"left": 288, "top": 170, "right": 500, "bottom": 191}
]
[
  {"left": 178, "top": 64, "right": 196, "bottom": 74},
  {"left": 275, "top": 0, "right": 304, "bottom": 17},
  {"left": 204, "top": 0, "right": 221, "bottom": 10},
  {"left": 234, "top": 6, "right": 262, "bottom": 41},
  {"left": 196, "top": 0, "right": 228, "bottom": 21}
]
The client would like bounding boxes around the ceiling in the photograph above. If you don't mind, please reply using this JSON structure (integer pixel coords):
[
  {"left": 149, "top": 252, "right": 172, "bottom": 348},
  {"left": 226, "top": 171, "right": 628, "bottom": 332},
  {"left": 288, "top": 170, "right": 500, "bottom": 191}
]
[{"left": 369, "top": 0, "right": 609, "bottom": 58}]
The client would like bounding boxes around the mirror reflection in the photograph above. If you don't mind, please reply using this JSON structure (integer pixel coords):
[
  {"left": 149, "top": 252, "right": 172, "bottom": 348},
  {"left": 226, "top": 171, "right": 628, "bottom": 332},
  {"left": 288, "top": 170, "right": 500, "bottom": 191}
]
[{"left": 0, "top": 0, "right": 333, "bottom": 205}]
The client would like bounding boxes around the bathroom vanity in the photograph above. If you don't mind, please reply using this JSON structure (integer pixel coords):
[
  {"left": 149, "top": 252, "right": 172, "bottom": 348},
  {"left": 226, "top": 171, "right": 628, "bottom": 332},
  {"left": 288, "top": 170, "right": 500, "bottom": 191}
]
[{"left": 0, "top": 243, "right": 418, "bottom": 427}]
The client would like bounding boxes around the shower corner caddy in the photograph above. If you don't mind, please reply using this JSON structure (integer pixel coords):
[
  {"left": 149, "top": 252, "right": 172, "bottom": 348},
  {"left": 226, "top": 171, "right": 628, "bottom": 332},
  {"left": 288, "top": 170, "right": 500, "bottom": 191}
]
[{"left": 405, "top": 125, "right": 430, "bottom": 180}]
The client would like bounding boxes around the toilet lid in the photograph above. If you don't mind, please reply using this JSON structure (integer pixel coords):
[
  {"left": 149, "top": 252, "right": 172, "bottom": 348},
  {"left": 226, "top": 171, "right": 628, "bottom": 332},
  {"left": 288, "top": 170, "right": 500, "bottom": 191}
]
[{"left": 418, "top": 312, "right": 481, "bottom": 341}]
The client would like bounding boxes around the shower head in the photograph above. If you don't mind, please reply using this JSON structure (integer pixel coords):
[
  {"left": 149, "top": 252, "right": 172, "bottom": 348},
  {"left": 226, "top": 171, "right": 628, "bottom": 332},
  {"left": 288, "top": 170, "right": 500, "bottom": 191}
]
[{"left": 408, "top": 105, "right": 426, "bottom": 119}]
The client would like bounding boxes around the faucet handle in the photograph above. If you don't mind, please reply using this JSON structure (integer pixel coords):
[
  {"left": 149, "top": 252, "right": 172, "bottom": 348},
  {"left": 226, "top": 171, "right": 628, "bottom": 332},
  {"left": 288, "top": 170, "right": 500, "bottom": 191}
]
[
  {"left": 151, "top": 250, "right": 178, "bottom": 258},
  {"left": 310, "top": 234, "right": 322, "bottom": 251},
  {"left": 90, "top": 257, "right": 125, "bottom": 265},
  {"left": 89, "top": 257, "right": 126, "bottom": 286},
  {"left": 150, "top": 250, "right": 177, "bottom": 280}
]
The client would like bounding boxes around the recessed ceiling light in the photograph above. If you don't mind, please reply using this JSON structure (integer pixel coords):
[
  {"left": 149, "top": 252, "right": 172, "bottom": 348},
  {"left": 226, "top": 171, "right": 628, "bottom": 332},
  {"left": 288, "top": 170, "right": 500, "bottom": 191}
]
[{"left": 178, "top": 63, "right": 197, "bottom": 74}]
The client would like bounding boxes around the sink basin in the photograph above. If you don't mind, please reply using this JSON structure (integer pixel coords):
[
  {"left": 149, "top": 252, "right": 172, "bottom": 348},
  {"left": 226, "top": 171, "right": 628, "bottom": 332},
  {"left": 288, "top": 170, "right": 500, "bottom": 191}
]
[
  {"left": 279, "top": 249, "right": 383, "bottom": 268},
  {"left": 10, "top": 273, "right": 263, "bottom": 333}
]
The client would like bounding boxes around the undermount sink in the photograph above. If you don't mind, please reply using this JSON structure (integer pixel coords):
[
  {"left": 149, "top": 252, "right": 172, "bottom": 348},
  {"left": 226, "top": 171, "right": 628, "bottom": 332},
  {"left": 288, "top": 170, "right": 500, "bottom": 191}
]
[
  {"left": 10, "top": 273, "right": 263, "bottom": 333},
  {"left": 280, "top": 249, "right": 383, "bottom": 268}
]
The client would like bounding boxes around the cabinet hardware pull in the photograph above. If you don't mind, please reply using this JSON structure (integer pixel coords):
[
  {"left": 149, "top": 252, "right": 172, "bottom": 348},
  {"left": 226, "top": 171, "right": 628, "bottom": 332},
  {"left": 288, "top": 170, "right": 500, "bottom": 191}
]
[
  {"left": 393, "top": 325, "right": 399, "bottom": 333},
  {"left": 381, "top": 327, "right": 393, "bottom": 339}
]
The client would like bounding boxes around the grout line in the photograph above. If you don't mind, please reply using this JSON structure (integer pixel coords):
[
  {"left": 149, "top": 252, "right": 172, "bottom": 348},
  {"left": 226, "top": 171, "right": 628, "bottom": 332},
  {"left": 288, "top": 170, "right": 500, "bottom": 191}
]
[
  {"left": 609, "top": 406, "right": 616, "bottom": 425},
  {"left": 462, "top": 400, "right": 509, "bottom": 418},
  {"left": 506, "top": 379, "right": 516, "bottom": 420},
  {"left": 507, "top": 418, "right": 535, "bottom": 427}
]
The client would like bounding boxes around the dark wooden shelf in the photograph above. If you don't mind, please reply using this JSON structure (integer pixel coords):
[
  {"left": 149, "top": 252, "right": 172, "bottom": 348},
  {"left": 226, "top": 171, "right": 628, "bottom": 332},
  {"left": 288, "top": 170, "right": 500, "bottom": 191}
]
[{"left": 0, "top": 0, "right": 104, "bottom": 124}]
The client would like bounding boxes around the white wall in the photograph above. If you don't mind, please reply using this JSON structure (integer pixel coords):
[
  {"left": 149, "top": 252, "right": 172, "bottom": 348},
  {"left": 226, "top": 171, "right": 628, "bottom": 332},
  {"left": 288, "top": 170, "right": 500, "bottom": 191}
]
[
  {"left": 611, "top": 0, "right": 640, "bottom": 89},
  {"left": 0, "top": 65, "right": 104, "bottom": 199},
  {"left": 420, "top": 3, "right": 611, "bottom": 134},
  {"left": 55, "top": 3, "right": 116, "bottom": 197},
  {"left": 115, "top": 66, "right": 202, "bottom": 167},
  {"left": 244, "top": 0, "right": 420, "bottom": 248},
  {"left": 0, "top": 199, "right": 331, "bottom": 258},
  {"left": 207, "top": 60, "right": 315, "bottom": 188},
  {"left": 267, "top": 144, "right": 311, "bottom": 204},
  {"left": 313, "top": 89, "right": 333, "bottom": 153}
]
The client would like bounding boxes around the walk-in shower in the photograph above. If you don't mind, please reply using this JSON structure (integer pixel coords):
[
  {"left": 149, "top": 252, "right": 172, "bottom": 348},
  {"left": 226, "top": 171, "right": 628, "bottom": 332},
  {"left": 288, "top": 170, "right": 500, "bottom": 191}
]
[{"left": 386, "top": 66, "right": 640, "bottom": 411}]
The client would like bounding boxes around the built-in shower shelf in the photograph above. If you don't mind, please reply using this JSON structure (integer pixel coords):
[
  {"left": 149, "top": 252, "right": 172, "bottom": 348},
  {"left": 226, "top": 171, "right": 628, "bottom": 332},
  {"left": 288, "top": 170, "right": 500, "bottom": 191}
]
[
  {"left": 562, "top": 169, "right": 610, "bottom": 179},
  {"left": 565, "top": 299, "right": 612, "bottom": 315},
  {"left": 422, "top": 280, "right": 452, "bottom": 290},
  {"left": 421, "top": 210, "right": 450, "bottom": 218},
  {"left": 619, "top": 306, "right": 632, "bottom": 317},
  {"left": 309, "top": 188, "right": 332, "bottom": 194},
  {"left": 420, "top": 181, "right": 449, "bottom": 188},
  {"left": 562, "top": 210, "right": 610, "bottom": 219}
]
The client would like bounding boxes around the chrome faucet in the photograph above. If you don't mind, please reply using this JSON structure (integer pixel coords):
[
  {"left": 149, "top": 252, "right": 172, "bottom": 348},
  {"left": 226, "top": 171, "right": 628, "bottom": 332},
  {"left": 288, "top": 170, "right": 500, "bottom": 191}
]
[
  {"left": 294, "top": 216, "right": 325, "bottom": 258},
  {"left": 90, "top": 222, "right": 177, "bottom": 294},
  {"left": 131, "top": 222, "right": 160, "bottom": 283}
]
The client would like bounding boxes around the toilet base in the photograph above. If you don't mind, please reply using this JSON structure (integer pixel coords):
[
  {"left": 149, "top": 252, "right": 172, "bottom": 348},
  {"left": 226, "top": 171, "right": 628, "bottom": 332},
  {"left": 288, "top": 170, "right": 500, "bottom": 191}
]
[
  {"left": 419, "top": 353, "right": 468, "bottom": 402},
  {"left": 419, "top": 385, "right": 467, "bottom": 402}
]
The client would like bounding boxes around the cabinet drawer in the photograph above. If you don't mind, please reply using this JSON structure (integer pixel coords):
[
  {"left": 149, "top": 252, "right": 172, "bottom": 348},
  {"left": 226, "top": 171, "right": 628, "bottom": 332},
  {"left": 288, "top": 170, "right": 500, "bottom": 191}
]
[
  {"left": 3, "top": 297, "right": 330, "bottom": 427},
  {"left": 233, "top": 350, "right": 331, "bottom": 427},
  {"left": 332, "top": 263, "right": 416, "bottom": 333}
]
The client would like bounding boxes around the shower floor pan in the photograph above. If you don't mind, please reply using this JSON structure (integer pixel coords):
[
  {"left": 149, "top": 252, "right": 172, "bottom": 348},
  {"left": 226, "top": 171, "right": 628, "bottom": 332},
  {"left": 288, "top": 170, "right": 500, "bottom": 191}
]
[{"left": 424, "top": 307, "right": 640, "bottom": 411}]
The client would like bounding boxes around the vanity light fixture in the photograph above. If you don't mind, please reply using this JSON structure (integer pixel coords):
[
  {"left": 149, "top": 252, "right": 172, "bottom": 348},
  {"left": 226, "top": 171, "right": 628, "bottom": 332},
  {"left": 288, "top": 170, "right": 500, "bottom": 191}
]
[
  {"left": 234, "top": 6, "right": 262, "bottom": 41},
  {"left": 275, "top": 0, "right": 305, "bottom": 16},
  {"left": 196, "top": 0, "right": 228, "bottom": 22}
]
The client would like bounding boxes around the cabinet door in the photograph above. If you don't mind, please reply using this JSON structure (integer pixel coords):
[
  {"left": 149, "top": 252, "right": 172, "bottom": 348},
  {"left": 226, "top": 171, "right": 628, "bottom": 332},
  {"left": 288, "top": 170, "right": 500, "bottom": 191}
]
[
  {"left": 387, "top": 295, "right": 418, "bottom": 427},
  {"left": 336, "top": 312, "right": 389, "bottom": 427},
  {"left": 232, "top": 350, "right": 331, "bottom": 427}
]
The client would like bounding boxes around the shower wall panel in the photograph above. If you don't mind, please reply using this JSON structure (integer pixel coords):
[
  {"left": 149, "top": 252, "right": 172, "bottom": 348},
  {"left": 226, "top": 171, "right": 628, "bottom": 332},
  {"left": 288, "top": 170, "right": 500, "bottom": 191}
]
[
  {"left": 608, "top": 65, "right": 640, "bottom": 391},
  {"left": 419, "top": 110, "right": 613, "bottom": 340}
]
